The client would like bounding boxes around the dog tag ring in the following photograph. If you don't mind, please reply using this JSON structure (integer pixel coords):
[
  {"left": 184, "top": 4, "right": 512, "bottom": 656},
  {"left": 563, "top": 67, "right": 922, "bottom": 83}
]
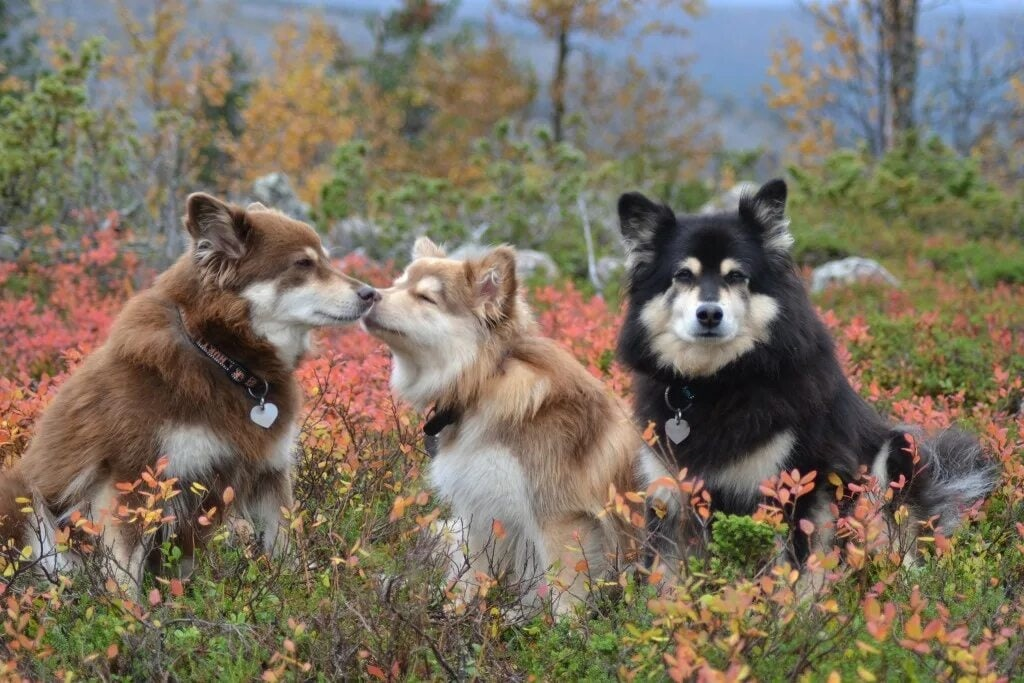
[
  {"left": 250, "top": 399, "right": 278, "bottom": 429},
  {"left": 663, "top": 385, "right": 693, "bottom": 444},
  {"left": 666, "top": 413, "right": 690, "bottom": 444},
  {"left": 248, "top": 380, "right": 277, "bottom": 429}
]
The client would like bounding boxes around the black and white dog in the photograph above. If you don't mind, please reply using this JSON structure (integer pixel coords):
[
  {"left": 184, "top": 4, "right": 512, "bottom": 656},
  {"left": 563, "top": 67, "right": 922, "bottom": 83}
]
[{"left": 616, "top": 179, "right": 998, "bottom": 563}]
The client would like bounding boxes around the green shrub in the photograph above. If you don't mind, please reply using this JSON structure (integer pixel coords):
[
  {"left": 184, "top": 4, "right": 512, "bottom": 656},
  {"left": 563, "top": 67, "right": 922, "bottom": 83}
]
[
  {"left": 789, "top": 135, "right": 1021, "bottom": 240},
  {"left": 924, "top": 240, "right": 1024, "bottom": 286},
  {"left": 709, "top": 512, "right": 779, "bottom": 576},
  {"left": 0, "top": 39, "right": 138, "bottom": 236}
]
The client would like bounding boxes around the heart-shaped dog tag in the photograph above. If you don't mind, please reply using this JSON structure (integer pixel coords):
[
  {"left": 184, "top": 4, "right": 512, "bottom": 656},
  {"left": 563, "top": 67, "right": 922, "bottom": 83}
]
[
  {"left": 665, "top": 417, "right": 690, "bottom": 444},
  {"left": 250, "top": 402, "right": 278, "bottom": 429}
]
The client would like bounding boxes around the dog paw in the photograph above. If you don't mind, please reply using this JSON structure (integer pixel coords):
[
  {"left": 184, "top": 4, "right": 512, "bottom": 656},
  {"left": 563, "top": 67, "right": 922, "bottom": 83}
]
[{"left": 227, "top": 516, "right": 256, "bottom": 547}]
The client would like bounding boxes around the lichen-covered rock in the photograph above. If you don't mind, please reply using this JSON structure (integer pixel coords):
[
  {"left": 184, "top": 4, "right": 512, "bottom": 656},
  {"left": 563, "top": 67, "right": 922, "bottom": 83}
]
[
  {"left": 595, "top": 256, "right": 624, "bottom": 284},
  {"left": 326, "top": 217, "right": 380, "bottom": 255},
  {"left": 811, "top": 256, "right": 900, "bottom": 293},
  {"left": 250, "top": 173, "right": 310, "bottom": 222},
  {"left": 0, "top": 233, "right": 22, "bottom": 261},
  {"left": 449, "top": 243, "right": 559, "bottom": 280}
]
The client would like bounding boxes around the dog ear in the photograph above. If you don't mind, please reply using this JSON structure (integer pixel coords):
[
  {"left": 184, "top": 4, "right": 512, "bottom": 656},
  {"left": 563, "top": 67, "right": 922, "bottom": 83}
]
[
  {"left": 739, "top": 179, "right": 792, "bottom": 254},
  {"left": 185, "top": 193, "right": 248, "bottom": 260},
  {"left": 411, "top": 236, "right": 446, "bottom": 260},
  {"left": 185, "top": 193, "right": 249, "bottom": 285},
  {"left": 618, "top": 192, "right": 676, "bottom": 270},
  {"left": 470, "top": 246, "right": 517, "bottom": 323},
  {"left": 246, "top": 201, "right": 268, "bottom": 212}
]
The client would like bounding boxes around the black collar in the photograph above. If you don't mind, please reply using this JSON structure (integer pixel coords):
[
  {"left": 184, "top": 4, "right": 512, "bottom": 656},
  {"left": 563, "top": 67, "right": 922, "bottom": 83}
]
[
  {"left": 663, "top": 382, "right": 696, "bottom": 418},
  {"left": 423, "top": 405, "right": 460, "bottom": 437},
  {"left": 178, "top": 307, "right": 270, "bottom": 402}
]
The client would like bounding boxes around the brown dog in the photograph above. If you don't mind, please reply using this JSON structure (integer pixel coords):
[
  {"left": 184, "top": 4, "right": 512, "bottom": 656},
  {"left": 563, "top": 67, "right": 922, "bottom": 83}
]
[
  {"left": 362, "top": 238, "right": 679, "bottom": 617},
  {"left": 0, "top": 193, "right": 377, "bottom": 591}
]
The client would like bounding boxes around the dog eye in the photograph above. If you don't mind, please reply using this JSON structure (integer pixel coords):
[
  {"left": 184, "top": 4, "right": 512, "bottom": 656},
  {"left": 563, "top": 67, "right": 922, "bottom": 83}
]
[
  {"left": 295, "top": 257, "right": 315, "bottom": 269},
  {"left": 674, "top": 268, "right": 695, "bottom": 284},
  {"left": 415, "top": 293, "right": 437, "bottom": 305},
  {"left": 725, "top": 270, "right": 749, "bottom": 285}
]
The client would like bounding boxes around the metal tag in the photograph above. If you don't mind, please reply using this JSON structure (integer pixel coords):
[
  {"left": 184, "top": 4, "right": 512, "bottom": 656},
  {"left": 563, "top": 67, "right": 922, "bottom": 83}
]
[
  {"left": 250, "top": 401, "right": 279, "bottom": 429},
  {"left": 665, "top": 417, "right": 690, "bottom": 444}
]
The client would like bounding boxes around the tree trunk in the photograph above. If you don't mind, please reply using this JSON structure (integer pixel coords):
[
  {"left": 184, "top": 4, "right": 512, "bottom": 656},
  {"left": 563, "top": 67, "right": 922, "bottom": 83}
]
[
  {"left": 883, "top": 0, "right": 919, "bottom": 146},
  {"left": 551, "top": 20, "right": 569, "bottom": 143}
]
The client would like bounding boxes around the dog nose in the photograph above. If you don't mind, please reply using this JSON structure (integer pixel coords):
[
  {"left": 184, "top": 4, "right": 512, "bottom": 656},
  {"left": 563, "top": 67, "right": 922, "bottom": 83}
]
[
  {"left": 357, "top": 285, "right": 381, "bottom": 303},
  {"left": 696, "top": 303, "right": 723, "bottom": 329}
]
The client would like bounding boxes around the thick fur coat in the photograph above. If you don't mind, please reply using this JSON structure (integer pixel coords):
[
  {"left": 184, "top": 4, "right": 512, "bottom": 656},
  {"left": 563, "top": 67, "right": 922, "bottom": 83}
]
[
  {"left": 616, "top": 179, "right": 998, "bottom": 562},
  {"left": 0, "top": 193, "right": 376, "bottom": 589},
  {"left": 363, "top": 238, "right": 678, "bottom": 616}
]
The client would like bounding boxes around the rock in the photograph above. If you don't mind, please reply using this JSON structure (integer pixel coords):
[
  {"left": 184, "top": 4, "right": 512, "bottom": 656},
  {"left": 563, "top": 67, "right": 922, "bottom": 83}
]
[
  {"left": 810, "top": 257, "right": 900, "bottom": 294},
  {"left": 595, "top": 256, "right": 624, "bottom": 284},
  {"left": 699, "top": 181, "right": 760, "bottom": 214},
  {"left": 327, "top": 217, "right": 380, "bottom": 255},
  {"left": 250, "top": 173, "right": 310, "bottom": 222},
  {"left": 515, "top": 249, "right": 559, "bottom": 280},
  {"left": 447, "top": 242, "right": 490, "bottom": 261},
  {"left": 0, "top": 233, "right": 22, "bottom": 261},
  {"left": 449, "top": 243, "right": 559, "bottom": 281}
]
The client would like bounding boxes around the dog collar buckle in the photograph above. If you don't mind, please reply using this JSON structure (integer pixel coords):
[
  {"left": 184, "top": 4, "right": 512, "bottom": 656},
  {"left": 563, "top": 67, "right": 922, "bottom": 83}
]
[
  {"left": 423, "top": 405, "right": 459, "bottom": 437},
  {"left": 423, "top": 405, "right": 459, "bottom": 458}
]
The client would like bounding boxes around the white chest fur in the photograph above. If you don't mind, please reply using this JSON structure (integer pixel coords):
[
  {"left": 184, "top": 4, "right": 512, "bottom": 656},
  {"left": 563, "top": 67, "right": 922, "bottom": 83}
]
[
  {"left": 427, "top": 418, "right": 534, "bottom": 535},
  {"left": 705, "top": 429, "right": 796, "bottom": 507},
  {"left": 161, "top": 424, "right": 234, "bottom": 480},
  {"left": 159, "top": 422, "right": 299, "bottom": 480}
]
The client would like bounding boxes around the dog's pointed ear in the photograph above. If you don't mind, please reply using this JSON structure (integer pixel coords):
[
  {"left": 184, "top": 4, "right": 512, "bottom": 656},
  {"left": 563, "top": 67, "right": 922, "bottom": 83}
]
[
  {"left": 618, "top": 192, "right": 675, "bottom": 270},
  {"left": 411, "top": 236, "right": 446, "bottom": 260},
  {"left": 739, "top": 179, "right": 792, "bottom": 254},
  {"left": 185, "top": 192, "right": 248, "bottom": 261},
  {"left": 246, "top": 201, "right": 268, "bottom": 212},
  {"left": 470, "top": 246, "right": 517, "bottom": 323}
]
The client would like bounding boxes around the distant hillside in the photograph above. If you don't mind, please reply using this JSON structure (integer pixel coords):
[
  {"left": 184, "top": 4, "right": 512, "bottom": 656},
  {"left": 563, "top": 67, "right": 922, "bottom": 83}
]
[{"left": 51, "top": 0, "right": 1022, "bottom": 153}]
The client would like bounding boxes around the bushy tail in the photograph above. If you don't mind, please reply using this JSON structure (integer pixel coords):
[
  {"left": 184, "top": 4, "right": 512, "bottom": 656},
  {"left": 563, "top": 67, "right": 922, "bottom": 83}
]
[
  {"left": 0, "top": 466, "right": 30, "bottom": 555},
  {"left": 884, "top": 426, "right": 1000, "bottom": 533}
]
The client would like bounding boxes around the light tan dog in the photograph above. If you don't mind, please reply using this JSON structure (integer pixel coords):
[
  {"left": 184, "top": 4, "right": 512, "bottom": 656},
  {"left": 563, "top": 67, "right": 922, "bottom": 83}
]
[
  {"left": 362, "top": 237, "right": 679, "bottom": 617},
  {"left": 0, "top": 193, "right": 378, "bottom": 591}
]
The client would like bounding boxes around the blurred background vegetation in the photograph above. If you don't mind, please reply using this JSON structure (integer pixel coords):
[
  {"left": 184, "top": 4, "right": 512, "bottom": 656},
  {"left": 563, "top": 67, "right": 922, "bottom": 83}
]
[
  {"left": 1, "top": 0, "right": 1022, "bottom": 279},
  {"left": 2, "top": 3, "right": 1024, "bottom": 679}
]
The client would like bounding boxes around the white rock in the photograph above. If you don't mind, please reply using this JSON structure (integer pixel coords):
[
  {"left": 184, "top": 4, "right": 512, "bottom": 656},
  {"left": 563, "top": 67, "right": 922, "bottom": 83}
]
[
  {"left": 327, "top": 217, "right": 379, "bottom": 254},
  {"left": 449, "top": 243, "right": 559, "bottom": 281},
  {"left": 595, "top": 256, "right": 624, "bottom": 283},
  {"left": 811, "top": 257, "right": 900, "bottom": 294},
  {"left": 250, "top": 173, "right": 310, "bottom": 222},
  {"left": 515, "top": 249, "right": 559, "bottom": 280},
  {"left": 0, "top": 233, "right": 22, "bottom": 261}
]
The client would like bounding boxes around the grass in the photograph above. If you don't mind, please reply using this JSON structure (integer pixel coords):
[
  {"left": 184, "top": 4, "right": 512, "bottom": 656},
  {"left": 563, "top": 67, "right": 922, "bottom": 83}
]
[{"left": 0, "top": 203, "right": 1022, "bottom": 681}]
